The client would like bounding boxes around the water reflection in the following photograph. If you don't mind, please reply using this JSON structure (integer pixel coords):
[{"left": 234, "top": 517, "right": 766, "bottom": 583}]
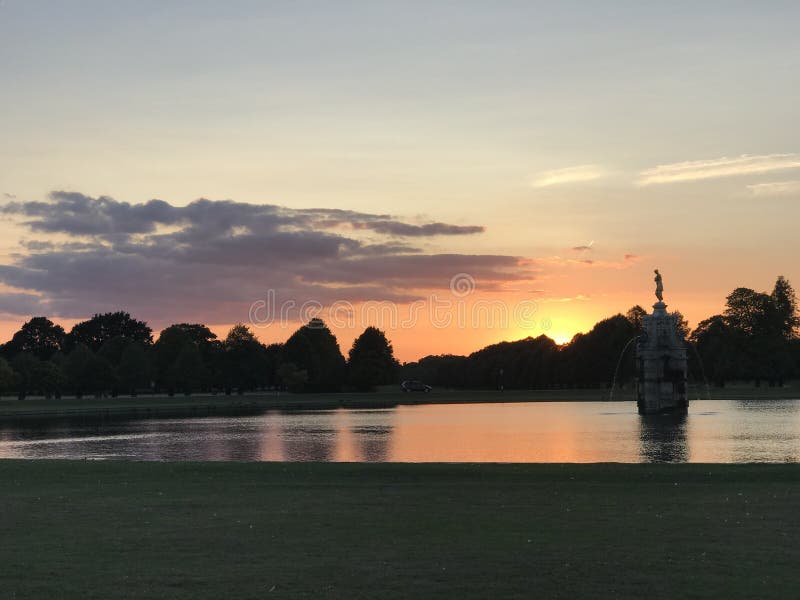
[
  {"left": 638, "top": 414, "right": 688, "bottom": 463},
  {"left": 2, "top": 400, "right": 800, "bottom": 463},
  {"left": 354, "top": 425, "right": 392, "bottom": 462}
]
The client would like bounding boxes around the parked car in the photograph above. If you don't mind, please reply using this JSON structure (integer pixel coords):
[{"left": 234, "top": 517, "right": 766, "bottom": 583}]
[{"left": 401, "top": 380, "right": 432, "bottom": 393}]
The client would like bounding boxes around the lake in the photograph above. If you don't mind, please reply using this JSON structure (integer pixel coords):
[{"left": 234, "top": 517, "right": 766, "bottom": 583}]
[{"left": 2, "top": 399, "right": 800, "bottom": 463}]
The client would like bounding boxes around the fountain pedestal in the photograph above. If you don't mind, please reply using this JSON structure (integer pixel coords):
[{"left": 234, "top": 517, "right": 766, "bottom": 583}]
[{"left": 636, "top": 302, "right": 688, "bottom": 415}]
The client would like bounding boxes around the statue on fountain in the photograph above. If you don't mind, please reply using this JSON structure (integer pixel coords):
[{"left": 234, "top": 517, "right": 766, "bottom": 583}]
[
  {"left": 636, "top": 269, "right": 687, "bottom": 415},
  {"left": 654, "top": 269, "right": 664, "bottom": 302}
]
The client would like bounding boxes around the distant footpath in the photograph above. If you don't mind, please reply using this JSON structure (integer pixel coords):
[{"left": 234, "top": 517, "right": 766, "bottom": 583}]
[{"left": 0, "top": 384, "right": 797, "bottom": 421}]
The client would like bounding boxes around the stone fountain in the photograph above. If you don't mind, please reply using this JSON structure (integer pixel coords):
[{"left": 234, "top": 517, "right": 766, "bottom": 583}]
[{"left": 635, "top": 270, "right": 688, "bottom": 415}]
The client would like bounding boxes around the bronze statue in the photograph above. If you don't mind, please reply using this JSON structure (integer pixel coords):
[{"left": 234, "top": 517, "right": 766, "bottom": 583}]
[{"left": 654, "top": 269, "right": 664, "bottom": 302}]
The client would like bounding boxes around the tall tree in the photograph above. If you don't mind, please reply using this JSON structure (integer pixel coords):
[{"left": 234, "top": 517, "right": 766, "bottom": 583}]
[
  {"left": 0, "top": 357, "right": 14, "bottom": 397},
  {"left": 348, "top": 327, "right": 398, "bottom": 391},
  {"left": 277, "top": 362, "right": 308, "bottom": 392},
  {"left": 625, "top": 306, "right": 647, "bottom": 331},
  {"left": 66, "top": 312, "right": 153, "bottom": 352},
  {"left": 222, "top": 323, "right": 268, "bottom": 393},
  {"left": 154, "top": 324, "right": 218, "bottom": 392},
  {"left": 171, "top": 343, "right": 205, "bottom": 395},
  {"left": 558, "top": 314, "right": 638, "bottom": 387},
  {"left": 117, "top": 342, "right": 153, "bottom": 396},
  {"left": 36, "top": 361, "right": 67, "bottom": 399},
  {"left": 98, "top": 336, "right": 132, "bottom": 367},
  {"left": 672, "top": 311, "right": 690, "bottom": 340},
  {"left": 11, "top": 353, "right": 41, "bottom": 400},
  {"left": 690, "top": 315, "right": 737, "bottom": 387},
  {"left": 724, "top": 288, "right": 772, "bottom": 336},
  {"left": 721, "top": 281, "right": 796, "bottom": 385},
  {"left": 4, "top": 317, "right": 65, "bottom": 360},
  {"left": 283, "top": 318, "right": 346, "bottom": 391},
  {"left": 64, "top": 343, "right": 114, "bottom": 397},
  {"left": 770, "top": 276, "right": 799, "bottom": 340}
]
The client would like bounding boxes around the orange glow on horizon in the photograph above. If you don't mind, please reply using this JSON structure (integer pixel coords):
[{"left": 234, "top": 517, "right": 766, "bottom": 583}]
[{"left": 0, "top": 285, "right": 727, "bottom": 363}]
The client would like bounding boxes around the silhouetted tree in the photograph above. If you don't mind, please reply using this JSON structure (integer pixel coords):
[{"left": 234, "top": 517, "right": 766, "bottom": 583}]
[
  {"left": 64, "top": 344, "right": 91, "bottom": 397},
  {"left": 36, "top": 361, "right": 66, "bottom": 399},
  {"left": 672, "top": 311, "right": 690, "bottom": 341},
  {"left": 117, "top": 342, "right": 153, "bottom": 396},
  {"left": 283, "top": 319, "right": 346, "bottom": 391},
  {"left": 469, "top": 335, "right": 559, "bottom": 389},
  {"left": 0, "top": 357, "right": 14, "bottom": 397},
  {"left": 264, "top": 343, "right": 284, "bottom": 388},
  {"left": 4, "top": 317, "right": 65, "bottom": 360},
  {"left": 98, "top": 336, "right": 131, "bottom": 367},
  {"left": 688, "top": 277, "right": 798, "bottom": 386},
  {"left": 348, "top": 327, "right": 398, "bottom": 391},
  {"left": 767, "top": 276, "right": 798, "bottom": 384},
  {"left": 11, "top": 353, "right": 41, "bottom": 400},
  {"left": 8, "top": 353, "right": 64, "bottom": 399},
  {"left": 771, "top": 276, "right": 799, "bottom": 340},
  {"left": 171, "top": 343, "right": 205, "bottom": 395},
  {"left": 154, "top": 324, "right": 218, "bottom": 393},
  {"left": 401, "top": 354, "right": 471, "bottom": 388},
  {"left": 277, "top": 362, "right": 309, "bottom": 392},
  {"left": 558, "top": 314, "right": 637, "bottom": 388},
  {"left": 222, "top": 323, "right": 268, "bottom": 394},
  {"left": 719, "top": 281, "right": 796, "bottom": 385},
  {"left": 66, "top": 312, "right": 152, "bottom": 352},
  {"left": 724, "top": 288, "right": 772, "bottom": 337},
  {"left": 690, "top": 316, "right": 737, "bottom": 387},
  {"left": 626, "top": 306, "right": 647, "bottom": 331}
]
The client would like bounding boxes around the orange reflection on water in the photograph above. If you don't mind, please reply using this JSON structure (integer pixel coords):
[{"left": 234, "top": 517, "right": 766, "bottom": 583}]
[
  {"left": 332, "top": 409, "right": 360, "bottom": 462},
  {"left": 258, "top": 412, "right": 286, "bottom": 461},
  {"left": 387, "top": 402, "right": 642, "bottom": 463}
]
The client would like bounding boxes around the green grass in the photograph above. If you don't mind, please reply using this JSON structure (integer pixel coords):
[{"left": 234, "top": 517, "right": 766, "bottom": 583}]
[{"left": 1, "top": 461, "right": 799, "bottom": 599}]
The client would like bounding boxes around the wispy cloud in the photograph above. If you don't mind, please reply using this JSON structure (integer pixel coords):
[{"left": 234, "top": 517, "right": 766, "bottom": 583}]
[
  {"left": 638, "top": 154, "right": 800, "bottom": 186},
  {"left": 746, "top": 180, "right": 800, "bottom": 197},
  {"left": 541, "top": 294, "right": 591, "bottom": 303},
  {"left": 539, "top": 256, "right": 635, "bottom": 270},
  {"left": 571, "top": 240, "right": 595, "bottom": 252},
  {"left": 531, "top": 165, "right": 606, "bottom": 188}
]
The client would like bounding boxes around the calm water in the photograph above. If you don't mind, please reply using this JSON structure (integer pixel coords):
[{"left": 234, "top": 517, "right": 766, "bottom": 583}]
[{"left": 2, "top": 400, "right": 800, "bottom": 463}]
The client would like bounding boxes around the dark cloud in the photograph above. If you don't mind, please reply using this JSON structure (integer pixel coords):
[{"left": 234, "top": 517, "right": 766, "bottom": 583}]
[
  {"left": 3, "top": 192, "right": 179, "bottom": 236},
  {"left": 0, "top": 192, "right": 535, "bottom": 325},
  {"left": 3, "top": 193, "right": 16, "bottom": 200},
  {"left": 0, "top": 292, "right": 47, "bottom": 317},
  {"left": 352, "top": 221, "right": 484, "bottom": 236},
  {"left": 624, "top": 253, "right": 639, "bottom": 261},
  {"left": 2, "top": 191, "right": 483, "bottom": 241},
  {"left": 301, "top": 254, "right": 526, "bottom": 286}
]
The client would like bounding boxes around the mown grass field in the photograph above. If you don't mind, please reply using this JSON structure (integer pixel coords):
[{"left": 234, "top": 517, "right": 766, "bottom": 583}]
[{"left": 1, "top": 461, "right": 799, "bottom": 599}]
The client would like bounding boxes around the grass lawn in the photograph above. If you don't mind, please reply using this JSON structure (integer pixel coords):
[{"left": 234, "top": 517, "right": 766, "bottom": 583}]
[{"left": 1, "top": 461, "right": 799, "bottom": 599}]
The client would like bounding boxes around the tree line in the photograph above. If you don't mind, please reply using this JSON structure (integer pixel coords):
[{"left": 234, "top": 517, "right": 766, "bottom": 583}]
[
  {"left": 0, "top": 316, "right": 398, "bottom": 399},
  {"left": 401, "top": 276, "right": 799, "bottom": 390},
  {"left": 0, "top": 275, "right": 797, "bottom": 398}
]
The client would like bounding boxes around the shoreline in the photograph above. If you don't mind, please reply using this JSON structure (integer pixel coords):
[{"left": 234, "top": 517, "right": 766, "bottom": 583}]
[{"left": 0, "top": 385, "right": 797, "bottom": 422}]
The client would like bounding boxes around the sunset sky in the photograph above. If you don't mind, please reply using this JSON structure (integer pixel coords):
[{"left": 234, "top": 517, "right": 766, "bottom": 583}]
[{"left": 1, "top": 1, "right": 799, "bottom": 361}]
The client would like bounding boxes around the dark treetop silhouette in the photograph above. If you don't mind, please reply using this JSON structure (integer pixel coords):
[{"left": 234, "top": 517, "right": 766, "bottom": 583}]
[{"left": 0, "top": 276, "right": 797, "bottom": 399}]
